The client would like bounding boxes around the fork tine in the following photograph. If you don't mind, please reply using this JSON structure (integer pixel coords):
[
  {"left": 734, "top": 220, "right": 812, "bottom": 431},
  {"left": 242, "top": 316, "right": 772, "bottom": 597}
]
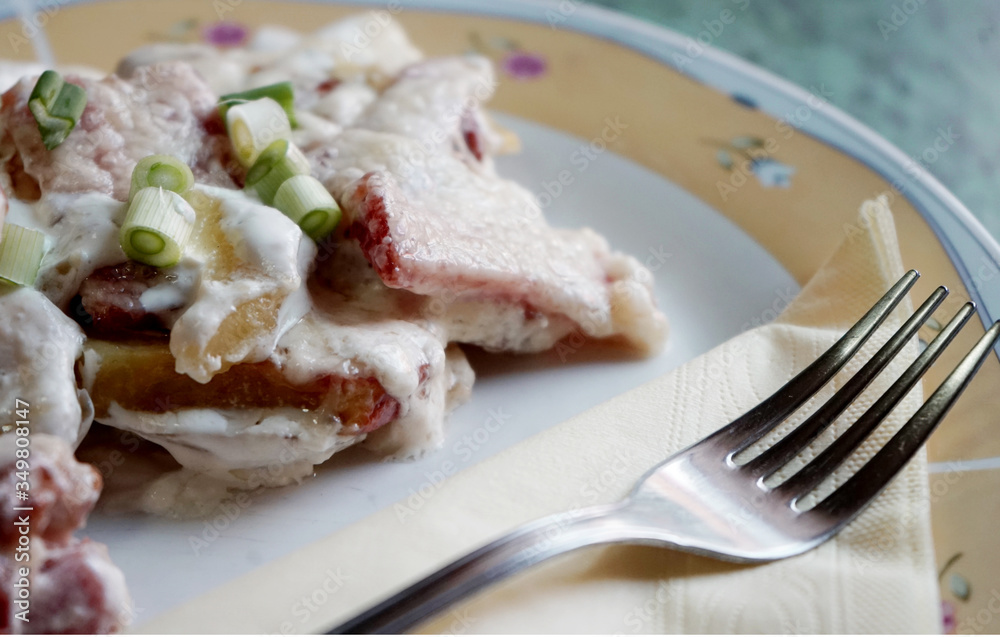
[
  {"left": 777, "top": 302, "right": 975, "bottom": 501},
  {"left": 743, "top": 286, "right": 948, "bottom": 479},
  {"left": 811, "top": 319, "right": 1000, "bottom": 519},
  {"left": 716, "top": 270, "right": 919, "bottom": 452}
]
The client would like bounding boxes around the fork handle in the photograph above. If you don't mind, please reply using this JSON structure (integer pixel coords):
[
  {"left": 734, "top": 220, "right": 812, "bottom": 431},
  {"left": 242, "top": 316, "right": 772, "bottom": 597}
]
[{"left": 329, "top": 502, "right": 631, "bottom": 634}]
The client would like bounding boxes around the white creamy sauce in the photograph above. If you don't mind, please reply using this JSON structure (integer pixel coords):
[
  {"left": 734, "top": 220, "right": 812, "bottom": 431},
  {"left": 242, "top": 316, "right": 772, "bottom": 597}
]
[
  {"left": 309, "top": 13, "right": 423, "bottom": 75},
  {"left": 4, "top": 195, "right": 43, "bottom": 230},
  {"left": 355, "top": 56, "right": 496, "bottom": 153},
  {"left": 0, "top": 190, "right": 127, "bottom": 310},
  {"left": 139, "top": 284, "right": 187, "bottom": 314},
  {"left": 116, "top": 11, "right": 421, "bottom": 105},
  {"left": 312, "top": 81, "right": 378, "bottom": 126},
  {"left": 168, "top": 185, "right": 315, "bottom": 383},
  {"left": 0, "top": 287, "right": 91, "bottom": 446},
  {"left": 32, "top": 192, "right": 128, "bottom": 308},
  {"left": 139, "top": 260, "right": 200, "bottom": 318},
  {"left": 267, "top": 294, "right": 473, "bottom": 462},
  {"left": 97, "top": 275, "right": 476, "bottom": 486},
  {"left": 105, "top": 403, "right": 359, "bottom": 487},
  {"left": 291, "top": 111, "right": 343, "bottom": 151},
  {"left": 363, "top": 344, "right": 474, "bottom": 459}
]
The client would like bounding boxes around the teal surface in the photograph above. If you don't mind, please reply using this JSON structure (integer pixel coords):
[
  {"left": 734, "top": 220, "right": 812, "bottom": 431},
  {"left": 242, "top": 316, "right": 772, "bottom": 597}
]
[{"left": 587, "top": 1, "right": 1000, "bottom": 242}]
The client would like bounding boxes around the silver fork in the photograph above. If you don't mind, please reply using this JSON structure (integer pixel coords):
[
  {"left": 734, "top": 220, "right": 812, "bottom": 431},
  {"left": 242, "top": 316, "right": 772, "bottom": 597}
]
[{"left": 331, "top": 270, "right": 1000, "bottom": 634}]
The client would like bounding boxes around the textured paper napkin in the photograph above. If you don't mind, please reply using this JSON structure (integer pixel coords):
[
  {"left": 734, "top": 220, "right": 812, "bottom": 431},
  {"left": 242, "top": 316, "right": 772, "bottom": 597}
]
[{"left": 143, "top": 199, "right": 941, "bottom": 634}]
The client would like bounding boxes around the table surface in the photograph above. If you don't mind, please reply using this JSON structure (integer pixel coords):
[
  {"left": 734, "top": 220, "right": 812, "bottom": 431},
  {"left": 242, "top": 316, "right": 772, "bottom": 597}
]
[{"left": 589, "top": 0, "right": 1000, "bottom": 243}]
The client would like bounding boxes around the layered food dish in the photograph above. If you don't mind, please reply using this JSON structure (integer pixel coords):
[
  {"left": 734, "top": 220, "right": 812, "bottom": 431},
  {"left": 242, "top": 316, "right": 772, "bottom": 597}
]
[{"left": 0, "top": 12, "right": 667, "bottom": 632}]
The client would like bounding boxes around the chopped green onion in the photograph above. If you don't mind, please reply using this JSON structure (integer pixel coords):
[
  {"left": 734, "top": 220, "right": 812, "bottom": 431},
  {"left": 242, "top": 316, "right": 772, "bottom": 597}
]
[
  {"left": 225, "top": 98, "right": 292, "bottom": 167},
  {"left": 0, "top": 224, "right": 46, "bottom": 287},
  {"left": 219, "top": 81, "right": 297, "bottom": 128},
  {"left": 273, "top": 175, "right": 341, "bottom": 241},
  {"left": 245, "top": 138, "right": 310, "bottom": 205},
  {"left": 29, "top": 70, "right": 62, "bottom": 110},
  {"left": 119, "top": 187, "right": 195, "bottom": 268},
  {"left": 28, "top": 70, "right": 87, "bottom": 150},
  {"left": 49, "top": 81, "right": 86, "bottom": 120},
  {"left": 129, "top": 154, "right": 195, "bottom": 201}
]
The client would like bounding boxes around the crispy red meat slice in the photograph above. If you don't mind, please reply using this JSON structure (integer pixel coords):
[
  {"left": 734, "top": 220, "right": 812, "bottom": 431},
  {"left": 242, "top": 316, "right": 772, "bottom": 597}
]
[
  {"left": 77, "top": 262, "right": 172, "bottom": 334},
  {"left": 331, "top": 144, "right": 667, "bottom": 353},
  {"left": 0, "top": 62, "right": 235, "bottom": 201},
  {"left": 27, "top": 541, "right": 129, "bottom": 634},
  {"left": 0, "top": 436, "right": 100, "bottom": 548},
  {"left": 0, "top": 435, "right": 130, "bottom": 633},
  {"left": 308, "top": 53, "right": 668, "bottom": 353},
  {"left": 354, "top": 57, "right": 500, "bottom": 161}
]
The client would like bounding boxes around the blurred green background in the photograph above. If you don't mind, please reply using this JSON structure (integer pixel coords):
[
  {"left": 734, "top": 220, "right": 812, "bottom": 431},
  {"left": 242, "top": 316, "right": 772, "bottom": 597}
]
[{"left": 588, "top": 1, "right": 1000, "bottom": 241}]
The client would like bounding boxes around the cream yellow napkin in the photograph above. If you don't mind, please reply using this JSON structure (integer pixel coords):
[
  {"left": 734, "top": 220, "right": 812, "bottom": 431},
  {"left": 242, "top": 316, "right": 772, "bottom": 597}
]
[{"left": 142, "top": 199, "right": 941, "bottom": 634}]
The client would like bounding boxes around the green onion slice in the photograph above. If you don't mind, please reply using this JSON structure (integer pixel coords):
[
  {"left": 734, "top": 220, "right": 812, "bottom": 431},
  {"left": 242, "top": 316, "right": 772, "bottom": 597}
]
[
  {"left": 245, "top": 138, "right": 310, "bottom": 205},
  {"left": 273, "top": 175, "right": 342, "bottom": 241},
  {"left": 119, "top": 187, "right": 195, "bottom": 268},
  {"left": 29, "top": 70, "right": 62, "bottom": 110},
  {"left": 219, "top": 81, "right": 297, "bottom": 128},
  {"left": 0, "top": 224, "right": 46, "bottom": 287},
  {"left": 225, "top": 98, "right": 292, "bottom": 167},
  {"left": 129, "top": 154, "right": 195, "bottom": 201},
  {"left": 28, "top": 71, "right": 87, "bottom": 150}
]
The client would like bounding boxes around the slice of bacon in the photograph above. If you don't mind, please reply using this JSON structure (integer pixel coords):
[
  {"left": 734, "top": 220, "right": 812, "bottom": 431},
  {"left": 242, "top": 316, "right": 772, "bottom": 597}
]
[
  {"left": 0, "top": 435, "right": 131, "bottom": 633},
  {"left": 329, "top": 136, "right": 667, "bottom": 354},
  {"left": 0, "top": 62, "right": 235, "bottom": 201},
  {"left": 354, "top": 56, "right": 500, "bottom": 162},
  {"left": 77, "top": 262, "right": 171, "bottom": 334},
  {"left": 0, "top": 436, "right": 100, "bottom": 548}
]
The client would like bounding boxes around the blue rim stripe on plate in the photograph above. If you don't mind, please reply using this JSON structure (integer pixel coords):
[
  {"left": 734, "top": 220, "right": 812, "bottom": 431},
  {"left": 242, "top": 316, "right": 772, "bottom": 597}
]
[{"left": 4, "top": 0, "right": 999, "bottom": 349}]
